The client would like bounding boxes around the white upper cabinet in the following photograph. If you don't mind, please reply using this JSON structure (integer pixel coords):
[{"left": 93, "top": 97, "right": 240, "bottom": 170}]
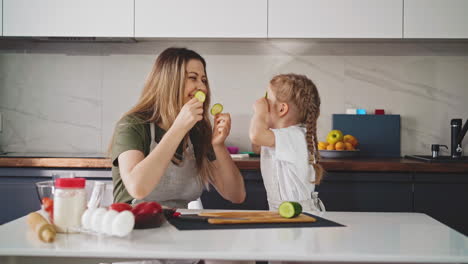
[
  {"left": 3, "top": 0, "right": 134, "bottom": 37},
  {"left": 3, "top": 0, "right": 466, "bottom": 39},
  {"left": 404, "top": 0, "right": 468, "bottom": 38},
  {"left": 268, "top": 0, "right": 403, "bottom": 38},
  {"left": 135, "top": 0, "right": 267, "bottom": 38}
]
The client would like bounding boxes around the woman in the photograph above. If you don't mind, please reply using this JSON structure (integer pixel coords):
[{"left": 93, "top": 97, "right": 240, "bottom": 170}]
[{"left": 110, "top": 47, "right": 246, "bottom": 208}]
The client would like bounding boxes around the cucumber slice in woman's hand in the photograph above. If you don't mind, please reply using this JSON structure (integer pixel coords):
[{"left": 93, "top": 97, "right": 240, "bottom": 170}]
[
  {"left": 279, "top": 201, "right": 302, "bottom": 218},
  {"left": 194, "top": 91, "right": 206, "bottom": 103},
  {"left": 210, "top": 103, "right": 223, "bottom": 116}
]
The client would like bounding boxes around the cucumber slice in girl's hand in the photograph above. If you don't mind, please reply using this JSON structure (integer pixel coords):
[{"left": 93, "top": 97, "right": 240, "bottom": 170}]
[
  {"left": 279, "top": 201, "right": 302, "bottom": 218},
  {"left": 210, "top": 103, "right": 223, "bottom": 116},
  {"left": 194, "top": 91, "right": 206, "bottom": 103}
]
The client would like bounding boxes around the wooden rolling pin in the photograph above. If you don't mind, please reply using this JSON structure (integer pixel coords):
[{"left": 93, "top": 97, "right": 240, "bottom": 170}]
[{"left": 26, "top": 212, "right": 56, "bottom": 243}]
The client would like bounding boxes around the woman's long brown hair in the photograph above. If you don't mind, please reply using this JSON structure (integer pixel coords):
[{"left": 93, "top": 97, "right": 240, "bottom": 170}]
[
  {"left": 270, "top": 74, "right": 324, "bottom": 184},
  {"left": 110, "top": 47, "right": 215, "bottom": 186}
]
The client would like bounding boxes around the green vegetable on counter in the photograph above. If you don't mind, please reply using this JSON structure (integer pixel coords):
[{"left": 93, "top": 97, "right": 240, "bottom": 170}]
[{"left": 279, "top": 201, "right": 302, "bottom": 218}]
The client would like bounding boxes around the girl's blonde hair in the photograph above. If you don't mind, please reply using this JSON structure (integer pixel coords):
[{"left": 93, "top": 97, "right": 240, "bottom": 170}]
[
  {"left": 110, "top": 47, "right": 215, "bottom": 186},
  {"left": 270, "top": 74, "right": 324, "bottom": 184}
]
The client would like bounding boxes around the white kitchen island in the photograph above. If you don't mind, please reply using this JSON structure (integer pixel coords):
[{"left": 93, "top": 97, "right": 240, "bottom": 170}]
[{"left": 0, "top": 211, "right": 467, "bottom": 264}]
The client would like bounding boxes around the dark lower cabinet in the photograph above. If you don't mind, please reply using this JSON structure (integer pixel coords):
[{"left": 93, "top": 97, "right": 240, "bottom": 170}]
[
  {"left": 316, "top": 172, "right": 413, "bottom": 212},
  {"left": 0, "top": 177, "right": 46, "bottom": 224},
  {"left": 413, "top": 173, "right": 468, "bottom": 236},
  {"left": 201, "top": 170, "right": 268, "bottom": 210}
]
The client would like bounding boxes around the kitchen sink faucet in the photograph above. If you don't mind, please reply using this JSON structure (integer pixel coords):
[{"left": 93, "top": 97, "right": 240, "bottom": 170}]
[{"left": 451, "top": 118, "right": 468, "bottom": 158}]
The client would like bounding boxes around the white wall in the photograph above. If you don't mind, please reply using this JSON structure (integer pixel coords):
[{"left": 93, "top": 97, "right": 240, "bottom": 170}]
[{"left": 0, "top": 40, "right": 467, "bottom": 156}]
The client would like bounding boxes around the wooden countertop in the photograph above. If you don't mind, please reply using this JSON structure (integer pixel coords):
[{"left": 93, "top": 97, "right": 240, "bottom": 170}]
[{"left": 0, "top": 156, "right": 467, "bottom": 173}]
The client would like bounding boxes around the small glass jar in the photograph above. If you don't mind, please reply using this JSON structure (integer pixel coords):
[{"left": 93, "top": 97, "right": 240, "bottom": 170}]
[{"left": 53, "top": 178, "right": 86, "bottom": 233}]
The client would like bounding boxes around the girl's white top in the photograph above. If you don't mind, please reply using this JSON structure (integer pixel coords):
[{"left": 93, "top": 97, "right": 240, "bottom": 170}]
[{"left": 260, "top": 124, "right": 317, "bottom": 211}]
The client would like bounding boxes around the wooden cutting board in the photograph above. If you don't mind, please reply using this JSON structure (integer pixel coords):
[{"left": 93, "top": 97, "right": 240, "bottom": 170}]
[{"left": 199, "top": 211, "right": 316, "bottom": 225}]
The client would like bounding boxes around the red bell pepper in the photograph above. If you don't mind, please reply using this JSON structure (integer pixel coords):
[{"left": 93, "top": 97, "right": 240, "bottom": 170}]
[
  {"left": 109, "top": 203, "right": 133, "bottom": 212},
  {"left": 131, "top": 201, "right": 164, "bottom": 229}
]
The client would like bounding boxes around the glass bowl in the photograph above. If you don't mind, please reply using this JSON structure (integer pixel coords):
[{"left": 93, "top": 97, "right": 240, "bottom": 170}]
[
  {"left": 35, "top": 180, "right": 54, "bottom": 204},
  {"left": 35, "top": 180, "right": 113, "bottom": 207}
]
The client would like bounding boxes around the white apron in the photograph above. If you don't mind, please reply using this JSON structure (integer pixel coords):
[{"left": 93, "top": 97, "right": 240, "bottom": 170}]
[{"left": 132, "top": 123, "right": 203, "bottom": 209}]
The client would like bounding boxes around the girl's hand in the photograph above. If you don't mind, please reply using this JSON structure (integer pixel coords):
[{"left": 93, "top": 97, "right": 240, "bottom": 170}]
[
  {"left": 172, "top": 98, "right": 204, "bottom": 133},
  {"left": 212, "top": 113, "right": 231, "bottom": 146},
  {"left": 253, "top": 97, "right": 269, "bottom": 115}
]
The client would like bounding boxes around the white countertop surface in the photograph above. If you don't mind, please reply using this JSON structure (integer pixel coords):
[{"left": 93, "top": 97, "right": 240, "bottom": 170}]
[{"left": 0, "top": 210, "right": 467, "bottom": 264}]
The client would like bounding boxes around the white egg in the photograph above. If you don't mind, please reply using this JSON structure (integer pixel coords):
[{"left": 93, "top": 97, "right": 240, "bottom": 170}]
[
  {"left": 91, "top": 208, "right": 107, "bottom": 233},
  {"left": 112, "top": 211, "right": 135, "bottom": 237},
  {"left": 81, "top": 209, "right": 94, "bottom": 230},
  {"left": 102, "top": 210, "right": 119, "bottom": 235}
]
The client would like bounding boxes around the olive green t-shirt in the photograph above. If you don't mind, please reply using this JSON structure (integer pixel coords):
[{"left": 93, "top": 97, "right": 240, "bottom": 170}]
[
  {"left": 111, "top": 114, "right": 216, "bottom": 204},
  {"left": 111, "top": 115, "right": 151, "bottom": 203}
]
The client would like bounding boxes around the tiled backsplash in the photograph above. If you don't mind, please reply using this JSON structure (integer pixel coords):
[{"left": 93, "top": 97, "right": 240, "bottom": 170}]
[{"left": 1, "top": 40, "right": 467, "bottom": 156}]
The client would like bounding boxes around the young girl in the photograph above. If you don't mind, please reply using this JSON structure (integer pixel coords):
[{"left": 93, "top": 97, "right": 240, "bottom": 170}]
[{"left": 249, "top": 73, "right": 324, "bottom": 212}]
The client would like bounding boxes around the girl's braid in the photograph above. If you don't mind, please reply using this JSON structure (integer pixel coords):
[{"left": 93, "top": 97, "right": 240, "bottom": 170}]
[
  {"left": 304, "top": 78, "right": 323, "bottom": 184},
  {"left": 293, "top": 75, "right": 324, "bottom": 184}
]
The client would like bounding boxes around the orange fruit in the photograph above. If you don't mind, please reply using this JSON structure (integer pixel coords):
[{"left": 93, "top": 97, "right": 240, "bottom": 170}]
[
  {"left": 344, "top": 135, "right": 358, "bottom": 147},
  {"left": 318, "top": 145, "right": 326, "bottom": 150},
  {"left": 335, "top": 141, "right": 345, "bottom": 151},
  {"left": 326, "top": 144, "right": 335, "bottom": 150},
  {"left": 353, "top": 138, "right": 359, "bottom": 147},
  {"left": 344, "top": 142, "right": 355, "bottom": 150},
  {"left": 318, "top": 141, "right": 329, "bottom": 149}
]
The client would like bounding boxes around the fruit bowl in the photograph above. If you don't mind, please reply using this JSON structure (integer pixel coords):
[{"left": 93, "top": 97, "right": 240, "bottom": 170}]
[{"left": 319, "top": 149, "right": 360, "bottom": 159}]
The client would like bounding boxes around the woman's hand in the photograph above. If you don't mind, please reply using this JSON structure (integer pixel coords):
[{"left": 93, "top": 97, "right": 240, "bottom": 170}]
[
  {"left": 172, "top": 98, "right": 204, "bottom": 133},
  {"left": 212, "top": 113, "right": 231, "bottom": 146}
]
